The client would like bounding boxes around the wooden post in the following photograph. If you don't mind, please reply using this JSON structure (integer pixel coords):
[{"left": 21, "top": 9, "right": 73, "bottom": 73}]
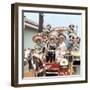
[{"left": 39, "top": 12, "right": 44, "bottom": 32}]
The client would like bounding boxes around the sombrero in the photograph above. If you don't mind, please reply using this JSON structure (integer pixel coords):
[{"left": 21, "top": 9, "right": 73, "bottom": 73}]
[
  {"left": 49, "top": 30, "right": 59, "bottom": 37},
  {"left": 60, "top": 58, "right": 68, "bottom": 66},
  {"left": 32, "top": 34, "right": 43, "bottom": 42},
  {"left": 53, "top": 27, "right": 64, "bottom": 33}
]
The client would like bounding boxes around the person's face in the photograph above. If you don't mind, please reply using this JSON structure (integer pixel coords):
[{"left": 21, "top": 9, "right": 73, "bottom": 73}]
[
  {"left": 59, "top": 37, "right": 64, "bottom": 43},
  {"left": 55, "top": 38, "right": 59, "bottom": 44},
  {"left": 50, "top": 38, "right": 54, "bottom": 43},
  {"left": 36, "top": 40, "right": 41, "bottom": 44}
]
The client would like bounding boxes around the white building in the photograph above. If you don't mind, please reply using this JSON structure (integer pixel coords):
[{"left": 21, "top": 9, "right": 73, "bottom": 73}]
[{"left": 24, "top": 17, "right": 39, "bottom": 49}]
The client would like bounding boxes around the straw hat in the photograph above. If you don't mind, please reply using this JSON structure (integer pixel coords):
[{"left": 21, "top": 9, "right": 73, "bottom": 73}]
[
  {"left": 49, "top": 30, "right": 59, "bottom": 37},
  {"left": 32, "top": 34, "right": 43, "bottom": 42}
]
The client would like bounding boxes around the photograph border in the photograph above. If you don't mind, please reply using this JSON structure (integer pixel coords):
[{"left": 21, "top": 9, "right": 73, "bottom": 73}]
[{"left": 11, "top": 3, "right": 88, "bottom": 87}]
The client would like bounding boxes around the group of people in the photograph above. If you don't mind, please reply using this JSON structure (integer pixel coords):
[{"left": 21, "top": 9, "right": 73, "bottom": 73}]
[
  {"left": 46, "top": 33, "right": 67, "bottom": 63},
  {"left": 33, "top": 34, "right": 66, "bottom": 63},
  {"left": 33, "top": 25, "right": 80, "bottom": 64},
  {"left": 24, "top": 24, "right": 81, "bottom": 76}
]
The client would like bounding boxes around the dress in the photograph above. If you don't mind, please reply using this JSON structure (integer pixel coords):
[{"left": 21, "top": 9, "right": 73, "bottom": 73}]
[{"left": 56, "top": 42, "right": 67, "bottom": 63}]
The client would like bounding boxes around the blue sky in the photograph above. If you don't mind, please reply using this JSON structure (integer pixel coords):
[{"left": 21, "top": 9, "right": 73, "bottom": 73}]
[{"left": 24, "top": 12, "right": 82, "bottom": 37}]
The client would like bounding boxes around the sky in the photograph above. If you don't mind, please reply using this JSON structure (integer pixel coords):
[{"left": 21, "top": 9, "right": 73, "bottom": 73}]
[{"left": 24, "top": 12, "right": 82, "bottom": 37}]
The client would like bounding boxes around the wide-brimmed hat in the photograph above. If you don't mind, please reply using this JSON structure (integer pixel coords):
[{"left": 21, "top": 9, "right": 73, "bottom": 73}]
[
  {"left": 49, "top": 30, "right": 59, "bottom": 37},
  {"left": 53, "top": 27, "right": 64, "bottom": 33},
  {"left": 32, "top": 34, "right": 43, "bottom": 42}
]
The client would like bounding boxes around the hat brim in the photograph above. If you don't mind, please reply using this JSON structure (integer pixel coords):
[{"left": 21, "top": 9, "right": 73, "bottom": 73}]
[{"left": 32, "top": 35, "right": 43, "bottom": 42}]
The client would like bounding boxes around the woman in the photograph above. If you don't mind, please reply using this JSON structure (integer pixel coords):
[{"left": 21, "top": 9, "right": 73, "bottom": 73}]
[{"left": 56, "top": 34, "right": 67, "bottom": 63}]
